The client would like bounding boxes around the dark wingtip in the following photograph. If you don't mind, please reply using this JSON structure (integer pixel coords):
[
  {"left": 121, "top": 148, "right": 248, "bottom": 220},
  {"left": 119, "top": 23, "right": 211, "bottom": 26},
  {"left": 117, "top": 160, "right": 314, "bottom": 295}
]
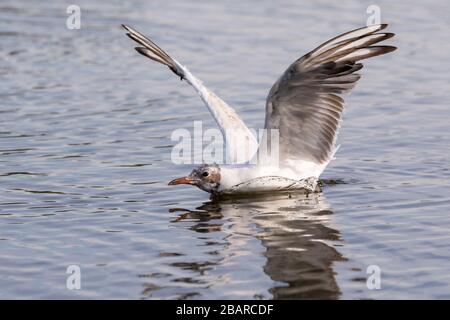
[
  {"left": 383, "top": 32, "right": 395, "bottom": 40},
  {"left": 134, "top": 47, "right": 147, "bottom": 56},
  {"left": 125, "top": 32, "right": 134, "bottom": 41},
  {"left": 384, "top": 45, "right": 397, "bottom": 53},
  {"left": 379, "top": 23, "right": 389, "bottom": 30}
]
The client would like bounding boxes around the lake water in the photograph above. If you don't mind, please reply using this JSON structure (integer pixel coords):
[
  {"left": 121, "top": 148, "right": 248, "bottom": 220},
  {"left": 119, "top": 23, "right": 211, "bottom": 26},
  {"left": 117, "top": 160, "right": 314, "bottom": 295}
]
[{"left": 1, "top": 0, "right": 450, "bottom": 299}]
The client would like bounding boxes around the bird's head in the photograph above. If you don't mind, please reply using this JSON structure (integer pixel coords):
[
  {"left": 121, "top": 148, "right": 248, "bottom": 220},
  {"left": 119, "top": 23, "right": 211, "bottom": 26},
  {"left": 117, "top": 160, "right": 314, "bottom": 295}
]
[{"left": 168, "top": 164, "right": 221, "bottom": 193}]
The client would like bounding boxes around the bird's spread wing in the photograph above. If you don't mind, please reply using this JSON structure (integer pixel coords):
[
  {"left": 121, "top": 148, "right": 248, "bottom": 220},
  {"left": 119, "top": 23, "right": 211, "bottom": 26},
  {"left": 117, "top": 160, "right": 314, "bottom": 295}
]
[
  {"left": 264, "top": 24, "right": 396, "bottom": 167},
  {"left": 122, "top": 25, "right": 258, "bottom": 164}
]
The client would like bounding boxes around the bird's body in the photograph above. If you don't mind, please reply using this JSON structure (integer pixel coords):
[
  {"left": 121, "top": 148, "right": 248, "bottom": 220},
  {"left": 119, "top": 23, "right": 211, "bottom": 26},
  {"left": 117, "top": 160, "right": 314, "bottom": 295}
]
[
  {"left": 122, "top": 23, "right": 396, "bottom": 195},
  {"left": 219, "top": 171, "right": 320, "bottom": 195},
  {"left": 217, "top": 161, "right": 327, "bottom": 194}
]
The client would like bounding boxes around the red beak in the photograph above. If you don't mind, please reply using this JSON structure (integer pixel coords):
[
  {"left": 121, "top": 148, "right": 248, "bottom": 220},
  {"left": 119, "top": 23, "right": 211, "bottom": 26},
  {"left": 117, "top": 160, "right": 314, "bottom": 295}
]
[{"left": 168, "top": 176, "right": 195, "bottom": 186}]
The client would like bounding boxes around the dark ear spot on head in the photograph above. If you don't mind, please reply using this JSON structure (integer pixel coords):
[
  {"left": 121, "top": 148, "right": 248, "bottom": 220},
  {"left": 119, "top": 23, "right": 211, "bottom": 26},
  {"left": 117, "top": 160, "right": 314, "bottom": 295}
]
[{"left": 210, "top": 170, "right": 220, "bottom": 184}]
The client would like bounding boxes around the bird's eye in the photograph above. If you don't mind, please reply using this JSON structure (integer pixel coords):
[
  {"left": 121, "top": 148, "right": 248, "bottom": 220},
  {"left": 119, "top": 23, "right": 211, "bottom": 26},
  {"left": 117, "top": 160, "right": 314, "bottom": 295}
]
[{"left": 202, "top": 171, "right": 209, "bottom": 177}]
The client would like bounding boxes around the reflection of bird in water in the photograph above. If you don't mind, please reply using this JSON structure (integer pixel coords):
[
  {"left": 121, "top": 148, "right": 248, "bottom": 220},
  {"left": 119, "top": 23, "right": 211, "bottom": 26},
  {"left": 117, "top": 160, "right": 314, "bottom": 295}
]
[{"left": 165, "top": 191, "right": 346, "bottom": 299}]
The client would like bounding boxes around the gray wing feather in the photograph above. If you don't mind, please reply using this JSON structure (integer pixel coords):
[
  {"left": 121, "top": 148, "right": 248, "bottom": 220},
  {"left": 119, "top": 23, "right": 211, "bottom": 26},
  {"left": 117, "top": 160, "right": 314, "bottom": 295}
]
[{"left": 265, "top": 24, "right": 396, "bottom": 164}]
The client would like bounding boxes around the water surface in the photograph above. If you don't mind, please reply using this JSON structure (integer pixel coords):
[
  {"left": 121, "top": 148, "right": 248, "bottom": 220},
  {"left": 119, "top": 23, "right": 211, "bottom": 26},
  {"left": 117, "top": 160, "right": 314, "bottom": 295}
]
[{"left": 1, "top": 0, "right": 450, "bottom": 299}]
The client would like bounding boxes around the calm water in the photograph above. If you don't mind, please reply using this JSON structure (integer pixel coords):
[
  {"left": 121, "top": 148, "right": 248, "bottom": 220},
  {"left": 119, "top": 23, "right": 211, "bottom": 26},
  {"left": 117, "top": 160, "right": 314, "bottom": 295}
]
[{"left": 1, "top": 1, "right": 450, "bottom": 299}]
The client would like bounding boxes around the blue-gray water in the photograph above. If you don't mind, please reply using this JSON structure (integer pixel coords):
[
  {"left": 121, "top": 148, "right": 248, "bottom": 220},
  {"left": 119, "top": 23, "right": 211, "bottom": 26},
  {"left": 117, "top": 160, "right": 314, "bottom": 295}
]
[{"left": 1, "top": 1, "right": 450, "bottom": 299}]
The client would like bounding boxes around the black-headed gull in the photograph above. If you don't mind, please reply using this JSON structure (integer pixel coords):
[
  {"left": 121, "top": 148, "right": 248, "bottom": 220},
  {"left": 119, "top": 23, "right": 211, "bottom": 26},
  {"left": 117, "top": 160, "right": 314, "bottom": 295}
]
[{"left": 122, "top": 24, "right": 396, "bottom": 195}]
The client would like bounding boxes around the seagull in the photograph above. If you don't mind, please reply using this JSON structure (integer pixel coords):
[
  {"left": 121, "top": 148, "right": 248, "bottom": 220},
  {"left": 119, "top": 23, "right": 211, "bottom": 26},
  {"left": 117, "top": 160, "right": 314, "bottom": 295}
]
[{"left": 122, "top": 23, "right": 396, "bottom": 195}]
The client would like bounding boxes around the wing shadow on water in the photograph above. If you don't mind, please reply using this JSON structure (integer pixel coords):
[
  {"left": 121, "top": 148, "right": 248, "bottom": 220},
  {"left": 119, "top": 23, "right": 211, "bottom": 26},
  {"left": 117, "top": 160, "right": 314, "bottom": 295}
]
[{"left": 154, "top": 192, "right": 346, "bottom": 299}]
